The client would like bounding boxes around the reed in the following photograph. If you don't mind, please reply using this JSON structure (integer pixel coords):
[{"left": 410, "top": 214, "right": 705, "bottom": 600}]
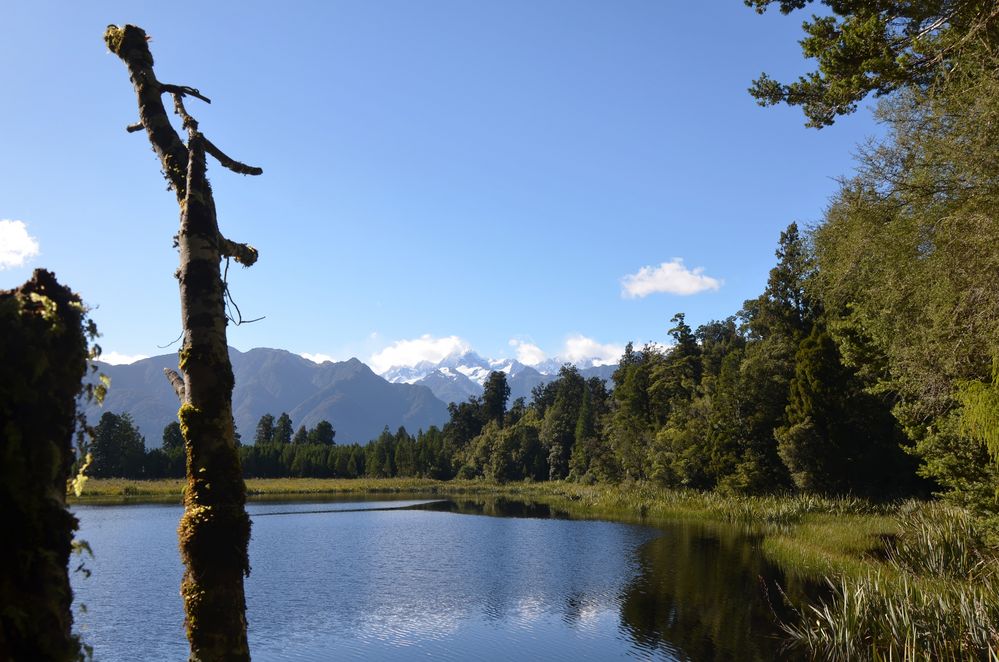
[{"left": 780, "top": 502, "right": 999, "bottom": 660}]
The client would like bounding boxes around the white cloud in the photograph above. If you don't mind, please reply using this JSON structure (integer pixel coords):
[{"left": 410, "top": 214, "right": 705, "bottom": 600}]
[
  {"left": 561, "top": 335, "right": 624, "bottom": 367},
  {"left": 621, "top": 258, "right": 721, "bottom": 298},
  {"left": 0, "top": 220, "right": 40, "bottom": 270},
  {"left": 369, "top": 334, "right": 471, "bottom": 373},
  {"left": 508, "top": 338, "right": 546, "bottom": 366},
  {"left": 301, "top": 352, "right": 336, "bottom": 364},
  {"left": 100, "top": 351, "right": 149, "bottom": 365}
]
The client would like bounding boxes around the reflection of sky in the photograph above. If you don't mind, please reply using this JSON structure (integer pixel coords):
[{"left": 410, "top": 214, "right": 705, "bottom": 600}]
[{"left": 72, "top": 501, "right": 666, "bottom": 661}]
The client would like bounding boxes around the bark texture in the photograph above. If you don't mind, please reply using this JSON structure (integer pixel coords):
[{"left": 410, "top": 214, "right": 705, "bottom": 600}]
[
  {"left": 0, "top": 270, "right": 90, "bottom": 661},
  {"left": 105, "top": 24, "right": 260, "bottom": 662}
]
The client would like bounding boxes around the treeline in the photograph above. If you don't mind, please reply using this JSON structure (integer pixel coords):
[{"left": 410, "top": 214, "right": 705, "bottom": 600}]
[
  {"left": 433, "top": 228, "right": 923, "bottom": 498},
  {"left": 85, "top": 410, "right": 455, "bottom": 481}
]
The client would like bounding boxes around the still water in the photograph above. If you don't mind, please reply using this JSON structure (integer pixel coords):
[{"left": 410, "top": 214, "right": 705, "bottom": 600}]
[{"left": 71, "top": 498, "right": 803, "bottom": 661}]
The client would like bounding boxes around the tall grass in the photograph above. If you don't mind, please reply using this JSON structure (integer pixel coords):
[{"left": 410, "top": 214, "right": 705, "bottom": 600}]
[
  {"left": 885, "top": 501, "right": 993, "bottom": 579},
  {"left": 781, "top": 502, "right": 999, "bottom": 660}
]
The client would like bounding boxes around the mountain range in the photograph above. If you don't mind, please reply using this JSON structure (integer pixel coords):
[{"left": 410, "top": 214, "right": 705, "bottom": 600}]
[
  {"left": 380, "top": 350, "right": 617, "bottom": 404},
  {"left": 86, "top": 348, "right": 617, "bottom": 448}
]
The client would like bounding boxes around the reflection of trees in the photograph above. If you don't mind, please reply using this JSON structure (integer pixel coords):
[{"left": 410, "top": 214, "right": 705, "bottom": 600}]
[
  {"left": 618, "top": 522, "right": 811, "bottom": 662},
  {"left": 435, "top": 497, "right": 570, "bottom": 519}
]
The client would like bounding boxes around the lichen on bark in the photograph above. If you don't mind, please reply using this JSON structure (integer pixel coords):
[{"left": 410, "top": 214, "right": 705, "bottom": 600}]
[
  {"left": 0, "top": 269, "right": 91, "bottom": 661},
  {"left": 106, "top": 23, "right": 261, "bottom": 661}
]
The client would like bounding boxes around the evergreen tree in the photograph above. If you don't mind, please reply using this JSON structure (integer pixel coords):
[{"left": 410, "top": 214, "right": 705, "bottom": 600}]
[
  {"left": 90, "top": 411, "right": 146, "bottom": 478},
  {"left": 746, "top": 0, "right": 999, "bottom": 127},
  {"left": 482, "top": 371, "right": 511, "bottom": 427},
  {"left": 160, "top": 421, "right": 186, "bottom": 477},
  {"left": 254, "top": 413, "right": 275, "bottom": 446},
  {"left": 608, "top": 344, "right": 660, "bottom": 480},
  {"left": 715, "top": 223, "right": 819, "bottom": 492},
  {"left": 292, "top": 425, "right": 309, "bottom": 445},
  {"left": 444, "top": 397, "right": 485, "bottom": 452},
  {"left": 309, "top": 420, "right": 335, "bottom": 445},
  {"left": 775, "top": 326, "right": 915, "bottom": 495},
  {"left": 273, "top": 412, "right": 294, "bottom": 445},
  {"left": 540, "top": 365, "right": 586, "bottom": 480},
  {"left": 394, "top": 427, "right": 416, "bottom": 476}
]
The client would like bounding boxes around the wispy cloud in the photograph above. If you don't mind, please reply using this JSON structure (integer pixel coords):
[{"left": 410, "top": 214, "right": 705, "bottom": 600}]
[
  {"left": 508, "top": 338, "right": 546, "bottom": 366},
  {"left": 370, "top": 334, "right": 470, "bottom": 373},
  {"left": 621, "top": 258, "right": 721, "bottom": 298},
  {"left": 100, "top": 351, "right": 149, "bottom": 365},
  {"left": 0, "top": 219, "right": 40, "bottom": 269}
]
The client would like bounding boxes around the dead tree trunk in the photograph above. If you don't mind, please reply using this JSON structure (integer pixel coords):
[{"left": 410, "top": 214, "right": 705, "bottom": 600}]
[{"left": 105, "top": 24, "right": 260, "bottom": 661}]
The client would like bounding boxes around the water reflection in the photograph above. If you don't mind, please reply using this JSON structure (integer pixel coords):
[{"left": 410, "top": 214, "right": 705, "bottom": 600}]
[
  {"left": 72, "top": 498, "right": 806, "bottom": 661},
  {"left": 616, "top": 521, "right": 807, "bottom": 661},
  {"left": 245, "top": 501, "right": 657, "bottom": 660}
]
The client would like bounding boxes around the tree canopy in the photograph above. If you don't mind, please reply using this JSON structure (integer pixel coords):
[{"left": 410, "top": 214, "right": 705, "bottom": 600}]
[{"left": 746, "top": 0, "right": 999, "bottom": 126}]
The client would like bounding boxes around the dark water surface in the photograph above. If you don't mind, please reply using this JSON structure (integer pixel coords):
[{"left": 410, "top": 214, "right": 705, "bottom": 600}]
[{"left": 71, "top": 498, "right": 804, "bottom": 661}]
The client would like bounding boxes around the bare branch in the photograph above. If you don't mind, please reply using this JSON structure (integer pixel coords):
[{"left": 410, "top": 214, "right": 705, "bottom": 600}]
[
  {"left": 126, "top": 122, "right": 144, "bottom": 133},
  {"left": 219, "top": 237, "right": 259, "bottom": 267},
  {"left": 164, "top": 367, "right": 186, "bottom": 401},
  {"left": 160, "top": 84, "right": 212, "bottom": 104},
  {"left": 172, "top": 94, "right": 199, "bottom": 132},
  {"left": 104, "top": 25, "right": 189, "bottom": 200},
  {"left": 204, "top": 137, "right": 263, "bottom": 176}
]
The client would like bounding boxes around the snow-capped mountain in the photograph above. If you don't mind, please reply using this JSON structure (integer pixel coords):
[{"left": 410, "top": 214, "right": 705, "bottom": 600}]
[
  {"left": 382, "top": 351, "right": 529, "bottom": 386},
  {"left": 379, "top": 350, "right": 617, "bottom": 405}
]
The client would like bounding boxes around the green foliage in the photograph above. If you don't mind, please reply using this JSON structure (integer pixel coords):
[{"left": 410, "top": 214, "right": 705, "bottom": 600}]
[
  {"left": 444, "top": 397, "right": 485, "bottom": 453},
  {"left": 908, "top": 411, "right": 999, "bottom": 520},
  {"left": 540, "top": 365, "right": 586, "bottom": 480},
  {"left": 812, "top": 47, "right": 999, "bottom": 514},
  {"left": 776, "top": 326, "right": 913, "bottom": 495},
  {"left": 89, "top": 411, "right": 146, "bottom": 478},
  {"left": 273, "top": 412, "right": 293, "bottom": 445},
  {"left": 481, "top": 371, "right": 511, "bottom": 427},
  {"left": 746, "top": 0, "right": 999, "bottom": 127},
  {"left": 253, "top": 413, "right": 274, "bottom": 446},
  {"left": 309, "top": 420, "right": 335, "bottom": 445},
  {"left": 162, "top": 421, "right": 184, "bottom": 453}
]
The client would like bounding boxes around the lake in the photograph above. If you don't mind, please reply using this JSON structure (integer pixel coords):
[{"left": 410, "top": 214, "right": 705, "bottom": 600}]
[{"left": 71, "top": 497, "right": 807, "bottom": 661}]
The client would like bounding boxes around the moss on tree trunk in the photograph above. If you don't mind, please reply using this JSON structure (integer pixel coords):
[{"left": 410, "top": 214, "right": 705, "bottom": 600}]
[
  {"left": 0, "top": 270, "right": 90, "bottom": 661},
  {"left": 105, "top": 24, "right": 261, "bottom": 661}
]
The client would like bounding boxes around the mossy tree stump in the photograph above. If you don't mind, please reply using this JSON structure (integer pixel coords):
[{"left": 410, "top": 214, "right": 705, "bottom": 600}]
[
  {"left": 0, "top": 270, "right": 92, "bottom": 661},
  {"left": 105, "top": 24, "right": 261, "bottom": 661}
]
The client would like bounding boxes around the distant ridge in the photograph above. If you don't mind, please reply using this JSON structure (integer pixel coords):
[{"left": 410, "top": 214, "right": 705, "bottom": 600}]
[
  {"left": 86, "top": 348, "right": 449, "bottom": 447},
  {"left": 379, "top": 349, "right": 618, "bottom": 405}
]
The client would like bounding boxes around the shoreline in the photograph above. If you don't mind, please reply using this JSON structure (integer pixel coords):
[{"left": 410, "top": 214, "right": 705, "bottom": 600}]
[{"left": 71, "top": 477, "right": 897, "bottom": 580}]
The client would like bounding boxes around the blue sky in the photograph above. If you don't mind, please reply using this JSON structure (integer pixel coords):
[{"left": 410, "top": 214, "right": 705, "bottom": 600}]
[{"left": 1, "top": 1, "right": 879, "bottom": 371}]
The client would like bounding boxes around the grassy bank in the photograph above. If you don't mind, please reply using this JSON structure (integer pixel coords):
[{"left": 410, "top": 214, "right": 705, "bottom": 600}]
[{"left": 72, "top": 478, "right": 998, "bottom": 659}]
